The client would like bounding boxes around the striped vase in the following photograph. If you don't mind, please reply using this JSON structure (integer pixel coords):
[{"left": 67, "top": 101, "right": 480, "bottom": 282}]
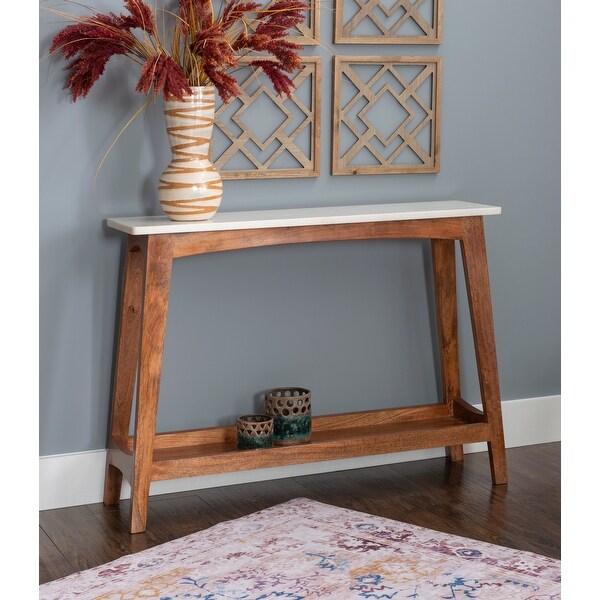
[{"left": 158, "top": 86, "right": 223, "bottom": 221}]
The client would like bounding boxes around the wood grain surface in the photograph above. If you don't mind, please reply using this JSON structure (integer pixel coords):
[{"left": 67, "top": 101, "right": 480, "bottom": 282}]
[
  {"left": 332, "top": 56, "right": 442, "bottom": 175},
  {"left": 103, "top": 214, "right": 506, "bottom": 534},
  {"left": 334, "top": 0, "right": 443, "bottom": 44}
]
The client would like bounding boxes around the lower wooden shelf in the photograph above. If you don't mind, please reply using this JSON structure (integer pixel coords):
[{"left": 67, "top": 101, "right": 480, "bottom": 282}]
[{"left": 110, "top": 402, "right": 490, "bottom": 484}]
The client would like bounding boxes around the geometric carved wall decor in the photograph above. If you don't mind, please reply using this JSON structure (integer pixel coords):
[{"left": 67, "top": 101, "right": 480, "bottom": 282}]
[
  {"left": 212, "top": 57, "right": 321, "bottom": 179},
  {"left": 334, "top": 0, "right": 443, "bottom": 44},
  {"left": 289, "top": 0, "right": 321, "bottom": 44},
  {"left": 251, "top": 0, "right": 320, "bottom": 44},
  {"left": 332, "top": 56, "right": 441, "bottom": 175}
]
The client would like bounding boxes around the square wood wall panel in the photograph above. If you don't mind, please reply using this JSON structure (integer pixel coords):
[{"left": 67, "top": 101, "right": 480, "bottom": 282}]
[
  {"left": 332, "top": 56, "right": 442, "bottom": 176},
  {"left": 212, "top": 57, "right": 322, "bottom": 180},
  {"left": 248, "top": 0, "right": 320, "bottom": 44},
  {"left": 291, "top": 0, "right": 321, "bottom": 44},
  {"left": 334, "top": 0, "right": 443, "bottom": 44}
]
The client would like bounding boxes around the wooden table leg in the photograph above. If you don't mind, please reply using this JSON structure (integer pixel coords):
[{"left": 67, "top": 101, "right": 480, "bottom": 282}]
[
  {"left": 129, "top": 235, "right": 174, "bottom": 533},
  {"left": 103, "top": 238, "right": 145, "bottom": 506},
  {"left": 431, "top": 238, "right": 463, "bottom": 463},
  {"left": 460, "top": 217, "right": 508, "bottom": 484}
]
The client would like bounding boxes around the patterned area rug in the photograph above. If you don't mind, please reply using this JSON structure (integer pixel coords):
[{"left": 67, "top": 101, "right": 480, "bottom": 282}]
[{"left": 40, "top": 498, "right": 560, "bottom": 599}]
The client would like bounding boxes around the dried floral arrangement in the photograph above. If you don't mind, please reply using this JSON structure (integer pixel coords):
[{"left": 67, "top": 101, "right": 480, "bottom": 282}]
[{"left": 46, "top": 0, "right": 308, "bottom": 103}]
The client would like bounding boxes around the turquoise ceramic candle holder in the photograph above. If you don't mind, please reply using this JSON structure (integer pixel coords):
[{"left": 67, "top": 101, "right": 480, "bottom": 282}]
[
  {"left": 265, "top": 387, "right": 311, "bottom": 446},
  {"left": 237, "top": 415, "right": 274, "bottom": 450}
]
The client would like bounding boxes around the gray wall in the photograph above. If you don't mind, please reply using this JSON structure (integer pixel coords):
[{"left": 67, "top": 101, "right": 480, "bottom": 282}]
[{"left": 39, "top": 1, "right": 560, "bottom": 456}]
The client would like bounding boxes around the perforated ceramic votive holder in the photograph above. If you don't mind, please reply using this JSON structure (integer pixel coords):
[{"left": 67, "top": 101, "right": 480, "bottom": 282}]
[
  {"left": 237, "top": 415, "right": 274, "bottom": 450},
  {"left": 265, "top": 387, "right": 312, "bottom": 446}
]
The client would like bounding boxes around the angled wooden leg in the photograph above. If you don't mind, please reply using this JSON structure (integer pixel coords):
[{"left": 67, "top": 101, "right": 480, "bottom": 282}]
[
  {"left": 460, "top": 217, "right": 507, "bottom": 484},
  {"left": 103, "top": 464, "right": 124, "bottom": 506},
  {"left": 431, "top": 238, "right": 464, "bottom": 462},
  {"left": 130, "top": 235, "right": 174, "bottom": 533},
  {"left": 103, "top": 239, "right": 145, "bottom": 506}
]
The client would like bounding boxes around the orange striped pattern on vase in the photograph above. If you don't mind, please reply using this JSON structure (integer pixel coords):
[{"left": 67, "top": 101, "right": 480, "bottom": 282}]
[{"left": 158, "top": 86, "right": 223, "bottom": 221}]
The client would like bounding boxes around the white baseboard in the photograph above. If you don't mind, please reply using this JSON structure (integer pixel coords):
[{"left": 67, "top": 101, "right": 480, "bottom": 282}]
[{"left": 39, "top": 395, "right": 560, "bottom": 511}]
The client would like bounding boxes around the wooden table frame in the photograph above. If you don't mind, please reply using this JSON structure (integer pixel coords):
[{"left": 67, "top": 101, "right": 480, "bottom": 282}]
[{"left": 103, "top": 213, "right": 507, "bottom": 533}]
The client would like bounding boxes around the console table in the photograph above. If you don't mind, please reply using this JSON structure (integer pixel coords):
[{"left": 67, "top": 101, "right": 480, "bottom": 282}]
[{"left": 104, "top": 201, "right": 507, "bottom": 534}]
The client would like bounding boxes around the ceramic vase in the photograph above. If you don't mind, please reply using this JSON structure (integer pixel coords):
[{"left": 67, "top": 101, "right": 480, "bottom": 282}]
[{"left": 158, "top": 86, "right": 222, "bottom": 221}]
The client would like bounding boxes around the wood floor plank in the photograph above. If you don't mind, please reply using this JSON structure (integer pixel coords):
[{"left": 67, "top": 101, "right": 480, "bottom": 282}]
[
  {"left": 40, "top": 442, "right": 560, "bottom": 585},
  {"left": 147, "top": 494, "right": 225, "bottom": 539},
  {"left": 40, "top": 503, "right": 164, "bottom": 582},
  {"left": 87, "top": 489, "right": 201, "bottom": 514},
  {"left": 197, "top": 476, "right": 317, "bottom": 520},
  {"left": 39, "top": 527, "right": 72, "bottom": 584},
  {"left": 92, "top": 498, "right": 185, "bottom": 553},
  {"left": 40, "top": 505, "right": 126, "bottom": 577}
]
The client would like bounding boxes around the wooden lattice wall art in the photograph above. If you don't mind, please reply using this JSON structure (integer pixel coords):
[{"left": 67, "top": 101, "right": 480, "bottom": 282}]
[
  {"left": 332, "top": 56, "right": 441, "bottom": 175},
  {"left": 211, "top": 57, "right": 321, "bottom": 179},
  {"left": 245, "top": 0, "right": 319, "bottom": 44},
  {"left": 334, "top": 0, "right": 443, "bottom": 44},
  {"left": 285, "top": 0, "right": 320, "bottom": 44}
]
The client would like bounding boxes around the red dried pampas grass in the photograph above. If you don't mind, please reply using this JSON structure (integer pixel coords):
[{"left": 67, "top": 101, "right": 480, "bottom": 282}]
[{"left": 46, "top": 0, "right": 308, "bottom": 103}]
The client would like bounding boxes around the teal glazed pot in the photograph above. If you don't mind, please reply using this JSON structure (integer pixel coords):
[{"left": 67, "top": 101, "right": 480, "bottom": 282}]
[
  {"left": 265, "top": 387, "right": 312, "bottom": 446},
  {"left": 237, "top": 415, "right": 274, "bottom": 450}
]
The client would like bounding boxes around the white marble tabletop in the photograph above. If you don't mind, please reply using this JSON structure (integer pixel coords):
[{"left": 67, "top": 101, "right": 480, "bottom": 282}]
[{"left": 107, "top": 201, "right": 501, "bottom": 236}]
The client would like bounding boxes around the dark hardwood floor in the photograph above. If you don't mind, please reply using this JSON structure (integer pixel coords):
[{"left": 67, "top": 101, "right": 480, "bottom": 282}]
[{"left": 40, "top": 442, "right": 560, "bottom": 584}]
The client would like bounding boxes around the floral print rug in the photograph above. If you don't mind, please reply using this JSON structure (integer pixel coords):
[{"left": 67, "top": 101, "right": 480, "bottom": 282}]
[{"left": 40, "top": 497, "right": 560, "bottom": 599}]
